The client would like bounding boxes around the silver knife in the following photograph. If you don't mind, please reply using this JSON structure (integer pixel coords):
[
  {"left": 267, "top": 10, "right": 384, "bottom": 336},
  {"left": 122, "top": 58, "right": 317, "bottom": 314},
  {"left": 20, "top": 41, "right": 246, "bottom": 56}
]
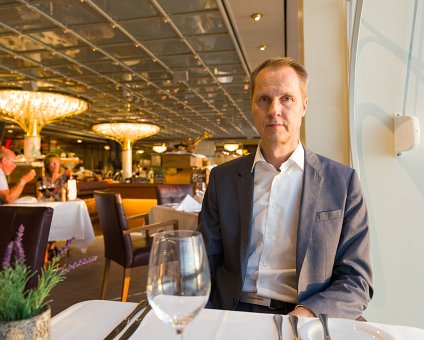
[
  {"left": 319, "top": 313, "right": 331, "bottom": 340},
  {"left": 103, "top": 300, "right": 147, "bottom": 340},
  {"left": 273, "top": 314, "right": 283, "bottom": 340},
  {"left": 288, "top": 315, "right": 299, "bottom": 340},
  {"left": 119, "top": 304, "right": 152, "bottom": 339}
]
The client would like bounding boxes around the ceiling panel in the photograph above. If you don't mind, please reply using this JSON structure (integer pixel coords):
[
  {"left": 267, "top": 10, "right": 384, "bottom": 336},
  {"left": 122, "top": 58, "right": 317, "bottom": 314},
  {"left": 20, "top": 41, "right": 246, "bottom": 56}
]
[{"left": 0, "top": 0, "right": 288, "bottom": 146}]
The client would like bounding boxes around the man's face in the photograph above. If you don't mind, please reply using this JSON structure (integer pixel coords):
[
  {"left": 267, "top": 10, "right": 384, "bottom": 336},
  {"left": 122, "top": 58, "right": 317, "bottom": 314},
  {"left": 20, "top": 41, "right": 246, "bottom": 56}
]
[
  {"left": 251, "top": 65, "right": 308, "bottom": 149},
  {"left": 0, "top": 152, "right": 17, "bottom": 175}
]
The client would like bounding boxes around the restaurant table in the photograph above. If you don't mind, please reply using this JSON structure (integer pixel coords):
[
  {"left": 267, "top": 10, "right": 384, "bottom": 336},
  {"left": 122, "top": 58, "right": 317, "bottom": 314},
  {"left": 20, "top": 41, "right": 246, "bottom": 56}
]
[
  {"left": 6, "top": 198, "right": 95, "bottom": 251},
  {"left": 51, "top": 300, "right": 424, "bottom": 340},
  {"left": 149, "top": 204, "right": 199, "bottom": 230}
]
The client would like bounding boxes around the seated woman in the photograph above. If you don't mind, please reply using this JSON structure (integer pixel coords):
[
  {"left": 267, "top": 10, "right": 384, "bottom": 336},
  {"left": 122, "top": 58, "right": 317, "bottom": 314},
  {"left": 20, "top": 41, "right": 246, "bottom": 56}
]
[{"left": 37, "top": 154, "right": 68, "bottom": 201}]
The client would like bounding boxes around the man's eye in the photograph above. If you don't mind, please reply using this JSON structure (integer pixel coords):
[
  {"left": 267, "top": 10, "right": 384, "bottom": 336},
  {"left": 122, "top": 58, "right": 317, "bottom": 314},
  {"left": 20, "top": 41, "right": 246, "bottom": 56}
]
[
  {"left": 282, "top": 96, "right": 293, "bottom": 102},
  {"left": 258, "top": 96, "right": 269, "bottom": 103}
]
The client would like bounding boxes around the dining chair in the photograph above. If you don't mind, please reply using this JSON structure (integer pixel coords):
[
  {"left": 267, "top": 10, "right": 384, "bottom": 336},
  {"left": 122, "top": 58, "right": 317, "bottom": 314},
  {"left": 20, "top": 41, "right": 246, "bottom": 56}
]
[
  {"left": 94, "top": 191, "right": 179, "bottom": 302},
  {"left": 0, "top": 206, "right": 54, "bottom": 289},
  {"left": 155, "top": 184, "right": 194, "bottom": 205}
]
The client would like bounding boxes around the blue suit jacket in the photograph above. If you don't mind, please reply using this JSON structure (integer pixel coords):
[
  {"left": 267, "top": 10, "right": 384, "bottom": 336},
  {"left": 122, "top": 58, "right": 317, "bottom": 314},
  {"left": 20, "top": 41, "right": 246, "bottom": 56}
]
[{"left": 199, "top": 149, "right": 373, "bottom": 319}]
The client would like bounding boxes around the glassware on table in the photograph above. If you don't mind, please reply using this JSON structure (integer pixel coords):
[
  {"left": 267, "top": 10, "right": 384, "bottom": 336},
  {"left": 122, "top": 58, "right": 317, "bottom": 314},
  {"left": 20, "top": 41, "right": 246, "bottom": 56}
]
[
  {"left": 36, "top": 181, "right": 47, "bottom": 201},
  {"left": 146, "top": 230, "right": 210, "bottom": 340}
]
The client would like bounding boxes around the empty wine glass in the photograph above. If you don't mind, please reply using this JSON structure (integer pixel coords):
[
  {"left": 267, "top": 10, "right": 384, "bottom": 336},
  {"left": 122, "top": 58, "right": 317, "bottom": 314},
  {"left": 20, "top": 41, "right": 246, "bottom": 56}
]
[{"left": 146, "top": 230, "right": 210, "bottom": 340}]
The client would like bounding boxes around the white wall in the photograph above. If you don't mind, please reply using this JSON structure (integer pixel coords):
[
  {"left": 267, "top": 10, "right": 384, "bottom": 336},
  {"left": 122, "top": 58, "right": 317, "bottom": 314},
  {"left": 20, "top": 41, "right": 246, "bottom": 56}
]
[
  {"left": 351, "top": 0, "right": 424, "bottom": 328},
  {"left": 304, "top": 0, "right": 424, "bottom": 328},
  {"left": 303, "top": 0, "right": 350, "bottom": 165}
]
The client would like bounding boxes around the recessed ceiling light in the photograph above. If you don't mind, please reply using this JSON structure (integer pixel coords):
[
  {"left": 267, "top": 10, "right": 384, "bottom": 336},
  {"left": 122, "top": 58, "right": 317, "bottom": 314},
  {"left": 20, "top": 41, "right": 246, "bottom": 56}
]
[
  {"left": 77, "top": 139, "right": 82, "bottom": 143},
  {"left": 251, "top": 13, "right": 263, "bottom": 22},
  {"left": 259, "top": 44, "right": 267, "bottom": 51}
]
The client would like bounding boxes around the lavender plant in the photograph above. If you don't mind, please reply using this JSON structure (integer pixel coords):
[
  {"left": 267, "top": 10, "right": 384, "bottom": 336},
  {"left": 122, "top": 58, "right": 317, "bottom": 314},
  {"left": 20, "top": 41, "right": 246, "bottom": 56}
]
[{"left": 0, "top": 225, "right": 97, "bottom": 321}]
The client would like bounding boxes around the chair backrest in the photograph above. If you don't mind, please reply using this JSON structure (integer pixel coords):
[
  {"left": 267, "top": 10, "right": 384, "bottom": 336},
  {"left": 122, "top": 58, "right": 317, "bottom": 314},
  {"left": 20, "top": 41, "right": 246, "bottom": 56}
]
[
  {"left": 0, "top": 206, "right": 53, "bottom": 288},
  {"left": 155, "top": 184, "right": 194, "bottom": 205},
  {"left": 94, "top": 191, "right": 133, "bottom": 267}
]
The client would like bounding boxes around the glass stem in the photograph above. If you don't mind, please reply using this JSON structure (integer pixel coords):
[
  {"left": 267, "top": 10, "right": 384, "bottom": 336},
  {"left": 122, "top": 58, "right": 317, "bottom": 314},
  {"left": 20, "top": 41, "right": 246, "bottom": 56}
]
[{"left": 176, "top": 329, "right": 184, "bottom": 340}]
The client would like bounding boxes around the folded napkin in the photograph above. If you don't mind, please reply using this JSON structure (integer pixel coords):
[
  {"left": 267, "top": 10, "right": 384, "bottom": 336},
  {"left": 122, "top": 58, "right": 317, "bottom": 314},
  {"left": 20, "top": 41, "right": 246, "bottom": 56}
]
[
  {"left": 14, "top": 196, "right": 38, "bottom": 204},
  {"left": 175, "top": 194, "right": 202, "bottom": 212}
]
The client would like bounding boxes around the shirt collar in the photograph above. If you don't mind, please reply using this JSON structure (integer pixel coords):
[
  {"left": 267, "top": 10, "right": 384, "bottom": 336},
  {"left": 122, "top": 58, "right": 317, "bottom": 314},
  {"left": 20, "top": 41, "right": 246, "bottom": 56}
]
[{"left": 251, "top": 141, "right": 304, "bottom": 173}]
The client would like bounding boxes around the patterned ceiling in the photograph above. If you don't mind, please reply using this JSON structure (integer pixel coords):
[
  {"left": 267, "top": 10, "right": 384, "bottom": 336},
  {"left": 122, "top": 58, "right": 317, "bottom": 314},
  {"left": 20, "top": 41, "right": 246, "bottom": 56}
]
[{"left": 0, "top": 0, "right": 265, "bottom": 145}]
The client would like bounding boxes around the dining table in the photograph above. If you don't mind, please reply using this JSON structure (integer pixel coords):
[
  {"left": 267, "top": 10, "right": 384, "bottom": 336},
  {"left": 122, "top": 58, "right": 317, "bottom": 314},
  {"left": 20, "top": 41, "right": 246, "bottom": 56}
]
[
  {"left": 6, "top": 198, "right": 95, "bottom": 251},
  {"left": 149, "top": 204, "right": 199, "bottom": 230},
  {"left": 51, "top": 299, "right": 424, "bottom": 339}
]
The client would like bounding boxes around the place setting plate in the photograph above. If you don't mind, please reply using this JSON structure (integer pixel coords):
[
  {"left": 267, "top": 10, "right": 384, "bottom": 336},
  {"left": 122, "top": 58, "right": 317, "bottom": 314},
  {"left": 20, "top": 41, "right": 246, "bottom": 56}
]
[{"left": 300, "top": 318, "right": 395, "bottom": 340}]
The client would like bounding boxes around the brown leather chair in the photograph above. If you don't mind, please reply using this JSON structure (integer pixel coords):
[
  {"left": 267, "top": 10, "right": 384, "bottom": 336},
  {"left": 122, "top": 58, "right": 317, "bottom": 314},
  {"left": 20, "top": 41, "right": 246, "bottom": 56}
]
[
  {"left": 155, "top": 184, "right": 194, "bottom": 205},
  {"left": 94, "top": 191, "right": 179, "bottom": 302},
  {"left": 0, "top": 206, "right": 53, "bottom": 289}
]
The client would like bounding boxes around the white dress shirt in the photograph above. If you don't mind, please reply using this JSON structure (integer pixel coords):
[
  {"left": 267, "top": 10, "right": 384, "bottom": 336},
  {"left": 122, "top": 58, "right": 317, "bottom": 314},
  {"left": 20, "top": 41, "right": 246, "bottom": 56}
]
[{"left": 242, "top": 142, "right": 304, "bottom": 303}]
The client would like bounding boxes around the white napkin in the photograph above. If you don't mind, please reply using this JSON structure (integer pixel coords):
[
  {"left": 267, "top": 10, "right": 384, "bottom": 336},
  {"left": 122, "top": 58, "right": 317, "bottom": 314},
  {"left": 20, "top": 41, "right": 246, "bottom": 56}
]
[
  {"left": 175, "top": 194, "right": 202, "bottom": 212},
  {"left": 14, "top": 196, "right": 38, "bottom": 204},
  {"left": 67, "top": 179, "right": 77, "bottom": 200}
]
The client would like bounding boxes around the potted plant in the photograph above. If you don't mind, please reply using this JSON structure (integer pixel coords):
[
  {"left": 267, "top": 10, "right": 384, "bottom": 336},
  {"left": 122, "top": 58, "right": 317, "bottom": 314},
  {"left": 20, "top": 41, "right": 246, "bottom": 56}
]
[{"left": 0, "top": 225, "right": 97, "bottom": 339}]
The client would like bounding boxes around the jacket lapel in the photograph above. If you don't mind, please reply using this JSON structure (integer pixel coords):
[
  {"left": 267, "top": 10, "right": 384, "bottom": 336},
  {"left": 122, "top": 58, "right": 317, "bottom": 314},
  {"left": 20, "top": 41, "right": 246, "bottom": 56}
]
[
  {"left": 296, "top": 150, "right": 324, "bottom": 274},
  {"left": 236, "top": 154, "right": 255, "bottom": 263}
]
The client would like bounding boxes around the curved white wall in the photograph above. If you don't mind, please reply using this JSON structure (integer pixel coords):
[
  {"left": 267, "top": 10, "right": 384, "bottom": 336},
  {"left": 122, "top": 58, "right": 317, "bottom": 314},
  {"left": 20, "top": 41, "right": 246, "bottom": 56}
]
[
  {"left": 352, "top": 0, "right": 424, "bottom": 327},
  {"left": 303, "top": 0, "right": 424, "bottom": 328}
]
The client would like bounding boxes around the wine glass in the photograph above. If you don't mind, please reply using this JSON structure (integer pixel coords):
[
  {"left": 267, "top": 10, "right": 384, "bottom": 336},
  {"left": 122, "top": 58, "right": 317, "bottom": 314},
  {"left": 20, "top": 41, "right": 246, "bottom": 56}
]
[
  {"left": 36, "top": 181, "right": 47, "bottom": 201},
  {"left": 146, "top": 230, "right": 210, "bottom": 340},
  {"left": 46, "top": 181, "right": 55, "bottom": 201}
]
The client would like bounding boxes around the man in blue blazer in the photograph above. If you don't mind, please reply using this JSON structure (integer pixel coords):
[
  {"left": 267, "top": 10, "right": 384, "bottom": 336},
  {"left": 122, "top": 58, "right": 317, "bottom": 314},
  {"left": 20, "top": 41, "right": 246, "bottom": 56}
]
[{"left": 199, "top": 57, "right": 373, "bottom": 319}]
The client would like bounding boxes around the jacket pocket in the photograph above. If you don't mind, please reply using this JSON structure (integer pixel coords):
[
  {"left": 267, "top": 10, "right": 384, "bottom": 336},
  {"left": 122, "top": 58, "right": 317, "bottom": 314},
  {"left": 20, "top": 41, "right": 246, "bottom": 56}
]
[{"left": 315, "top": 209, "right": 342, "bottom": 222}]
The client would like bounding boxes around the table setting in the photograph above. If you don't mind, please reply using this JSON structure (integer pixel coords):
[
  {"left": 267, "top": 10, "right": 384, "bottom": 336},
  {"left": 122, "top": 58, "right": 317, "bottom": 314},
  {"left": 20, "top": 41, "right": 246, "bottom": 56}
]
[
  {"left": 51, "top": 229, "right": 424, "bottom": 339},
  {"left": 149, "top": 195, "right": 201, "bottom": 230},
  {"left": 5, "top": 198, "right": 95, "bottom": 251}
]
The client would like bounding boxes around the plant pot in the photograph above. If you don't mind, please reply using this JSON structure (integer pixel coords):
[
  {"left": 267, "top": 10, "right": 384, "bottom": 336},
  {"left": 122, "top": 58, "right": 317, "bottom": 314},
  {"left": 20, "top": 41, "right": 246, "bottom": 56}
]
[{"left": 0, "top": 305, "right": 50, "bottom": 340}]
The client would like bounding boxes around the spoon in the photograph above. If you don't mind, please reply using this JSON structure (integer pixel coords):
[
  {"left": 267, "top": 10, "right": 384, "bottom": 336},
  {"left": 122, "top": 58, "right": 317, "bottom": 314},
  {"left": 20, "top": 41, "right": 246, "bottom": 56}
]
[{"left": 288, "top": 315, "right": 299, "bottom": 340}]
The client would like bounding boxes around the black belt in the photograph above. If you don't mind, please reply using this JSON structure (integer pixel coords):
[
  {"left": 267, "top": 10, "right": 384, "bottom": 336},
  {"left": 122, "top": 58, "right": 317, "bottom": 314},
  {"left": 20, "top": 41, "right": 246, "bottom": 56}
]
[{"left": 239, "top": 292, "right": 296, "bottom": 311}]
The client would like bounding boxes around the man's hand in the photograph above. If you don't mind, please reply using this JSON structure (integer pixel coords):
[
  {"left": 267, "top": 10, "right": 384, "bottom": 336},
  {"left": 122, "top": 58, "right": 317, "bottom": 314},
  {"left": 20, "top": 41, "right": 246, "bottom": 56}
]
[
  {"left": 21, "top": 169, "right": 36, "bottom": 184},
  {"left": 288, "top": 306, "right": 316, "bottom": 317}
]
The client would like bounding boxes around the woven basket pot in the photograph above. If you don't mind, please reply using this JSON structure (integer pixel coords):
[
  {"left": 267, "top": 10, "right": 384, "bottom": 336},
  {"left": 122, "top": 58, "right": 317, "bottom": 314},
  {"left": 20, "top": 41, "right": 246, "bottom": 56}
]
[{"left": 0, "top": 305, "right": 50, "bottom": 340}]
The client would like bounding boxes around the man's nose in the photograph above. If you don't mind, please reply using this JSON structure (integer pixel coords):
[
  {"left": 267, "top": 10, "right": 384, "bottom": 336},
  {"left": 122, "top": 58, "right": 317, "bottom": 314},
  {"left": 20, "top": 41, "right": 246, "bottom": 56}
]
[{"left": 267, "top": 99, "right": 282, "bottom": 117}]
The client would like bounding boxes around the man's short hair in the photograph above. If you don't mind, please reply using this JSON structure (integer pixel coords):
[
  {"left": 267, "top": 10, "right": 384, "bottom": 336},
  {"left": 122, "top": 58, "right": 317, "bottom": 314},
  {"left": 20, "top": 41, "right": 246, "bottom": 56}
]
[{"left": 249, "top": 57, "right": 309, "bottom": 100}]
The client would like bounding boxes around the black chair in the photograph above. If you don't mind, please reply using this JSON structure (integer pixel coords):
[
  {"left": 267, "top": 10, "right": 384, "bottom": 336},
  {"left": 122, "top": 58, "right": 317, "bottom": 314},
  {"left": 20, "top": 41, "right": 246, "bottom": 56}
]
[
  {"left": 0, "top": 206, "right": 53, "bottom": 289},
  {"left": 94, "top": 191, "right": 179, "bottom": 302},
  {"left": 155, "top": 184, "right": 194, "bottom": 205}
]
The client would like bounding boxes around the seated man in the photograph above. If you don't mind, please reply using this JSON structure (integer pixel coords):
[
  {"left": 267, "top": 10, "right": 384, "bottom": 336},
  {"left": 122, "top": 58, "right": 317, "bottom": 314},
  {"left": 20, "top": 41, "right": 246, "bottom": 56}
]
[
  {"left": 0, "top": 147, "right": 36, "bottom": 204},
  {"left": 199, "top": 57, "right": 373, "bottom": 319}
]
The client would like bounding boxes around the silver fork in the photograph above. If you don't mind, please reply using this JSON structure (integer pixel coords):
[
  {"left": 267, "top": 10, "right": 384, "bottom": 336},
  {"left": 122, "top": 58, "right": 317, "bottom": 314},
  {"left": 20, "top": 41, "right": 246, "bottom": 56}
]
[
  {"left": 319, "top": 313, "right": 331, "bottom": 340},
  {"left": 273, "top": 314, "right": 283, "bottom": 340}
]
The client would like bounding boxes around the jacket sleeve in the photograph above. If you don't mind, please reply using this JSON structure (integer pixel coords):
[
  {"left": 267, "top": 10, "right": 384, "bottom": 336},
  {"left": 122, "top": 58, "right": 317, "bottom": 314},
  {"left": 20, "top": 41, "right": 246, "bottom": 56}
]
[{"left": 299, "top": 170, "right": 373, "bottom": 319}]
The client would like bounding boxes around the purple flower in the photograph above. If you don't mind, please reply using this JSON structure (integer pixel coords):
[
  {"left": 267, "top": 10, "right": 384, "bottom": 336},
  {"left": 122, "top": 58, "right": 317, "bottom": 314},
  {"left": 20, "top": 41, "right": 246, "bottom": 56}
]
[
  {"left": 2, "top": 242, "right": 13, "bottom": 269},
  {"left": 57, "top": 236, "right": 77, "bottom": 258},
  {"left": 66, "top": 256, "right": 97, "bottom": 271}
]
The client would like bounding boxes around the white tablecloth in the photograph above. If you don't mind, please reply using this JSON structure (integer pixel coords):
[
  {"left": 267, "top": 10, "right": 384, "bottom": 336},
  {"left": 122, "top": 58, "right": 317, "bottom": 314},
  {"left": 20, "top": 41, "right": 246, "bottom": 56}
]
[
  {"left": 149, "top": 205, "right": 199, "bottom": 230},
  {"left": 6, "top": 199, "right": 95, "bottom": 251},
  {"left": 51, "top": 300, "right": 424, "bottom": 340}
]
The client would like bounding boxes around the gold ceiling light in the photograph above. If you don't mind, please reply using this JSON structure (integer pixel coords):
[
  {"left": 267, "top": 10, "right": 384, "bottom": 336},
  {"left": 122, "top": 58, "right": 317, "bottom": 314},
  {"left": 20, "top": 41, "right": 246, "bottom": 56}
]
[
  {"left": 223, "top": 143, "right": 239, "bottom": 152},
  {"left": 92, "top": 122, "right": 160, "bottom": 180},
  {"left": 152, "top": 144, "right": 167, "bottom": 153},
  {"left": 0, "top": 89, "right": 89, "bottom": 159},
  {"left": 259, "top": 44, "right": 267, "bottom": 51},
  {"left": 251, "top": 13, "right": 263, "bottom": 22}
]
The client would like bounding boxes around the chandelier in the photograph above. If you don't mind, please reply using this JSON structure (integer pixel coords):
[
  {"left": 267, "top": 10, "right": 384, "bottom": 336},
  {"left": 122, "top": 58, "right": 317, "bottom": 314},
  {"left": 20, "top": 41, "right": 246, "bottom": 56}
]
[
  {"left": 223, "top": 143, "right": 240, "bottom": 152},
  {"left": 152, "top": 144, "right": 167, "bottom": 153},
  {"left": 93, "top": 122, "right": 160, "bottom": 180},
  {"left": 0, "top": 89, "right": 89, "bottom": 159}
]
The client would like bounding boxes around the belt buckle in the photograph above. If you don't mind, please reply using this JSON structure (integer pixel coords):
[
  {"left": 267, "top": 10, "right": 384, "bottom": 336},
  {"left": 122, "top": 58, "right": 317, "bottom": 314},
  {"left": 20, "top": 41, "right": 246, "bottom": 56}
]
[{"left": 241, "top": 292, "right": 271, "bottom": 307}]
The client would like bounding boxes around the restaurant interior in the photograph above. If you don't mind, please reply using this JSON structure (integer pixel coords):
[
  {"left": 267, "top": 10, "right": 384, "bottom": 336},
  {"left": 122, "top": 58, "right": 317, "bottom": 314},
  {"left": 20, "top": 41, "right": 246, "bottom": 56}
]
[{"left": 1, "top": 0, "right": 424, "bottom": 338}]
